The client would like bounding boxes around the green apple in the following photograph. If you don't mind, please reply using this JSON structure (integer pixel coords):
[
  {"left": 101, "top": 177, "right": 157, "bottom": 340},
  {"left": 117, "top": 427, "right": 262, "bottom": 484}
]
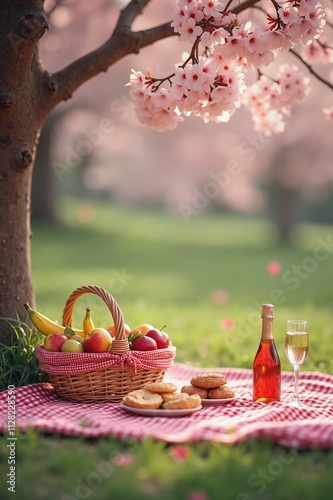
[
  {"left": 70, "top": 335, "right": 84, "bottom": 344},
  {"left": 61, "top": 339, "right": 84, "bottom": 353}
]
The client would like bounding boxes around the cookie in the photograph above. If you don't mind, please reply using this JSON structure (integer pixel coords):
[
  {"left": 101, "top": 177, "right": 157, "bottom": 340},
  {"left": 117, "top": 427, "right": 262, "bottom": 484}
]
[
  {"left": 161, "top": 392, "right": 189, "bottom": 403},
  {"left": 123, "top": 389, "right": 163, "bottom": 409},
  {"left": 162, "top": 394, "right": 201, "bottom": 410},
  {"left": 181, "top": 385, "right": 208, "bottom": 399},
  {"left": 208, "top": 385, "right": 235, "bottom": 399},
  {"left": 191, "top": 373, "right": 227, "bottom": 389},
  {"left": 143, "top": 382, "right": 177, "bottom": 394}
]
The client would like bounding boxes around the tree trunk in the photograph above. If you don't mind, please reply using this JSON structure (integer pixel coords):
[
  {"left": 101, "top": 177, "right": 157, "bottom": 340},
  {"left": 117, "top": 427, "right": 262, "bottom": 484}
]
[
  {"left": 0, "top": 0, "right": 49, "bottom": 343},
  {"left": 31, "top": 111, "right": 64, "bottom": 224},
  {"left": 270, "top": 184, "right": 298, "bottom": 242}
]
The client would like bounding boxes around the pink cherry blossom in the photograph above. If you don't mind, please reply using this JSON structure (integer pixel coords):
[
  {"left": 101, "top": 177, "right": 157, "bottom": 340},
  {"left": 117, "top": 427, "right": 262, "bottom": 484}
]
[
  {"left": 254, "top": 108, "right": 286, "bottom": 135},
  {"left": 265, "top": 29, "right": 292, "bottom": 51},
  {"left": 201, "top": 0, "right": 221, "bottom": 19},
  {"left": 178, "top": 0, "right": 198, "bottom": 11},
  {"left": 277, "top": 63, "right": 311, "bottom": 102},
  {"left": 178, "top": 17, "right": 203, "bottom": 43},
  {"left": 244, "top": 27, "right": 268, "bottom": 54},
  {"left": 184, "top": 61, "right": 215, "bottom": 92},
  {"left": 301, "top": 38, "right": 333, "bottom": 64},
  {"left": 323, "top": 106, "right": 333, "bottom": 120},
  {"left": 128, "top": 0, "right": 331, "bottom": 133},
  {"left": 278, "top": 3, "right": 300, "bottom": 25},
  {"left": 140, "top": 105, "right": 184, "bottom": 132}
]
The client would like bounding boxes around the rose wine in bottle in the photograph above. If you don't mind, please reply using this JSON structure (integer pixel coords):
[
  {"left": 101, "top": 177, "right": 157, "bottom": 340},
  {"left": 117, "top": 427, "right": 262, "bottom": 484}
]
[{"left": 253, "top": 304, "right": 281, "bottom": 403}]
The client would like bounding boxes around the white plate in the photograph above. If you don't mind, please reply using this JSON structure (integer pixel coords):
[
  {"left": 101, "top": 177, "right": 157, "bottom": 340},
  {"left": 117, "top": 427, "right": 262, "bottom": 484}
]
[
  {"left": 121, "top": 402, "right": 202, "bottom": 417},
  {"left": 201, "top": 394, "right": 239, "bottom": 406}
]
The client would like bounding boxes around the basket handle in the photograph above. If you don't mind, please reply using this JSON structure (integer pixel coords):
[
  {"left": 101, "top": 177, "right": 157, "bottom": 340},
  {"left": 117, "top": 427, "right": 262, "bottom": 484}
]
[{"left": 62, "top": 285, "right": 129, "bottom": 355}]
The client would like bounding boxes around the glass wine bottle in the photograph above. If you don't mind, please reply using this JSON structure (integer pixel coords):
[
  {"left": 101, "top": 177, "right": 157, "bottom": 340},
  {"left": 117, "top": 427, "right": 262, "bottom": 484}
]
[{"left": 253, "top": 304, "right": 281, "bottom": 403}]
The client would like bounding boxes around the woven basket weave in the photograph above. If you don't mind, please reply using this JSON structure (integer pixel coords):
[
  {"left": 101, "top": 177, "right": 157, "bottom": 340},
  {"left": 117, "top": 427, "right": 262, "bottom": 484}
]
[{"left": 35, "top": 285, "right": 176, "bottom": 403}]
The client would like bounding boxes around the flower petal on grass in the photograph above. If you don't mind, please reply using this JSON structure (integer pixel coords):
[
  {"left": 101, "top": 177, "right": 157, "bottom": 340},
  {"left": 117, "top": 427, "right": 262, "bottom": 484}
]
[{"left": 267, "top": 260, "right": 281, "bottom": 275}]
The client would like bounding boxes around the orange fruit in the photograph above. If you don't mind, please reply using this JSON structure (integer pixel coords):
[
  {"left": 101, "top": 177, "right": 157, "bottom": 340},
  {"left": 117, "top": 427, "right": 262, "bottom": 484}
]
[
  {"left": 107, "top": 323, "right": 131, "bottom": 337},
  {"left": 131, "top": 324, "right": 154, "bottom": 335}
]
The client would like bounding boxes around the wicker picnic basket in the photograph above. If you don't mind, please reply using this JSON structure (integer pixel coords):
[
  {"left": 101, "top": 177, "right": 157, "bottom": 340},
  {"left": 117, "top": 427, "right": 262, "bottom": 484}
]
[{"left": 35, "top": 285, "right": 176, "bottom": 403}]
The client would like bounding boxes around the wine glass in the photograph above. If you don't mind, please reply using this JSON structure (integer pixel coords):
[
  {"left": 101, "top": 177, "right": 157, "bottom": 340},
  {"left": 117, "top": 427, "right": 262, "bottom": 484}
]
[{"left": 285, "top": 320, "right": 309, "bottom": 408}]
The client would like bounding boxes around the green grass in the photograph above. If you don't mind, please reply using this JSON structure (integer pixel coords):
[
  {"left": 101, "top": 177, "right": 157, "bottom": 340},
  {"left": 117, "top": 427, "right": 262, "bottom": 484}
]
[
  {"left": 0, "top": 320, "right": 46, "bottom": 392},
  {"left": 1, "top": 196, "right": 333, "bottom": 499}
]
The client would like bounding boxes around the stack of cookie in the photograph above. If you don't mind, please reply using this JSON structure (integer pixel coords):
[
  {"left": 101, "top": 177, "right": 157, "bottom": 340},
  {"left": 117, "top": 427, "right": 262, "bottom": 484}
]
[
  {"left": 181, "top": 373, "right": 235, "bottom": 399},
  {"left": 123, "top": 382, "right": 202, "bottom": 410}
]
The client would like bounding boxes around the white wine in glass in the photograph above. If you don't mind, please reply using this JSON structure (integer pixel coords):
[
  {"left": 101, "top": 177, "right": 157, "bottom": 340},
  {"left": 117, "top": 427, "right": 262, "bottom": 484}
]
[{"left": 285, "top": 320, "right": 309, "bottom": 408}]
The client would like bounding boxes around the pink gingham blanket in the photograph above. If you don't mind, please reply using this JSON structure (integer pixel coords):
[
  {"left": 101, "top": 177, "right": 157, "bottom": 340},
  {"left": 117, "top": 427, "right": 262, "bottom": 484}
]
[{"left": 1, "top": 364, "right": 332, "bottom": 448}]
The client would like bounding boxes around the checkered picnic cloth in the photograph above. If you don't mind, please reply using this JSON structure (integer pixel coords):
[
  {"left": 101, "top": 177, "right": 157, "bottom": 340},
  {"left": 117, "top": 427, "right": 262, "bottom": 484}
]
[{"left": 1, "top": 363, "right": 332, "bottom": 448}]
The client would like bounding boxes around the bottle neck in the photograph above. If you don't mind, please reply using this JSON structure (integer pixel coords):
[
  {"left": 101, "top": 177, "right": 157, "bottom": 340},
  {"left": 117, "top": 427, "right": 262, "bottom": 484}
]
[{"left": 261, "top": 318, "right": 273, "bottom": 340}]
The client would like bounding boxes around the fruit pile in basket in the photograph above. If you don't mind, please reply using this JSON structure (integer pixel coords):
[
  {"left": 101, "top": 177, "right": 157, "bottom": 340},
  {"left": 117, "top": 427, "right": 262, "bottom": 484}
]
[{"left": 24, "top": 303, "right": 171, "bottom": 354}]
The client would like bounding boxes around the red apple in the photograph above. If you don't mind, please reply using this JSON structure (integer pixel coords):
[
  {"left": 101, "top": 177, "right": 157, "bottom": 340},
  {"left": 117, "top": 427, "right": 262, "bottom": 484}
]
[
  {"left": 132, "top": 336, "right": 157, "bottom": 351},
  {"left": 83, "top": 328, "right": 113, "bottom": 353},
  {"left": 145, "top": 329, "right": 170, "bottom": 349},
  {"left": 44, "top": 333, "right": 68, "bottom": 352}
]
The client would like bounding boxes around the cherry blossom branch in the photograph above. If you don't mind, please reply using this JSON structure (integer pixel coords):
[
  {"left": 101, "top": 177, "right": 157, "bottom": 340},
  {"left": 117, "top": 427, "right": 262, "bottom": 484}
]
[
  {"left": 317, "top": 38, "right": 333, "bottom": 51},
  {"left": 232, "top": 0, "right": 262, "bottom": 15},
  {"left": 147, "top": 36, "right": 202, "bottom": 91},
  {"left": 223, "top": 0, "right": 235, "bottom": 13},
  {"left": 290, "top": 48, "right": 333, "bottom": 90},
  {"left": 325, "top": 19, "right": 333, "bottom": 30},
  {"left": 257, "top": 68, "right": 278, "bottom": 83},
  {"left": 43, "top": 0, "right": 281, "bottom": 109},
  {"left": 46, "top": 0, "right": 65, "bottom": 17},
  {"left": 45, "top": 0, "right": 174, "bottom": 106}
]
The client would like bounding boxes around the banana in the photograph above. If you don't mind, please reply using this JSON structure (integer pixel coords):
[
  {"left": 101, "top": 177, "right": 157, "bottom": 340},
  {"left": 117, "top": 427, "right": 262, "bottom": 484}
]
[
  {"left": 83, "top": 307, "right": 95, "bottom": 335},
  {"left": 24, "top": 303, "right": 85, "bottom": 337}
]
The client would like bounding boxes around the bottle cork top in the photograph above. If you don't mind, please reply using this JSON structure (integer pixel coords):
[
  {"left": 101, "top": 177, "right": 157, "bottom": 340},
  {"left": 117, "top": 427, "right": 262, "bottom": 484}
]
[{"left": 261, "top": 304, "right": 274, "bottom": 319}]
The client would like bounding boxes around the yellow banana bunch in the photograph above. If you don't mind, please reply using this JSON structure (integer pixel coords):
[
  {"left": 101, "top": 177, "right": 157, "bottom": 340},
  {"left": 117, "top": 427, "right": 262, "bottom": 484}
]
[
  {"left": 24, "top": 303, "right": 85, "bottom": 338},
  {"left": 83, "top": 307, "right": 95, "bottom": 335}
]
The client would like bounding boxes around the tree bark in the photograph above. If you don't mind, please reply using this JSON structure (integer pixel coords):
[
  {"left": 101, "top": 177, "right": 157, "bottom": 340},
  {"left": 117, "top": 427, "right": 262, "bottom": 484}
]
[
  {"left": 271, "top": 184, "right": 298, "bottom": 242},
  {"left": 0, "top": 0, "right": 49, "bottom": 343},
  {"left": 31, "top": 110, "right": 64, "bottom": 223}
]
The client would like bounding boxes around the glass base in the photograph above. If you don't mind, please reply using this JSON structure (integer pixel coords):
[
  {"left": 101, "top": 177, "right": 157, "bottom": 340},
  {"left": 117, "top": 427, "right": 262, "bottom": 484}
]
[{"left": 284, "top": 398, "right": 308, "bottom": 408}]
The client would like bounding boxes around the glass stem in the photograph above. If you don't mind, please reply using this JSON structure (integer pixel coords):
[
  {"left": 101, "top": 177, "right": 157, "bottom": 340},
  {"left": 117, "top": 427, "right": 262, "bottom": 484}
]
[{"left": 293, "top": 365, "right": 300, "bottom": 401}]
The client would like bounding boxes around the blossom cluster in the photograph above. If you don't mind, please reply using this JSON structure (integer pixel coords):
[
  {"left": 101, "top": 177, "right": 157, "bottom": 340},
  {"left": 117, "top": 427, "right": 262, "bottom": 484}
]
[
  {"left": 129, "top": 58, "right": 246, "bottom": 131},
  {"left": 242, "top": 64, "right": 311, "bottom": 134},
  {"left": 128, "top": 0, "right": 332, "bottom": 134}
]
